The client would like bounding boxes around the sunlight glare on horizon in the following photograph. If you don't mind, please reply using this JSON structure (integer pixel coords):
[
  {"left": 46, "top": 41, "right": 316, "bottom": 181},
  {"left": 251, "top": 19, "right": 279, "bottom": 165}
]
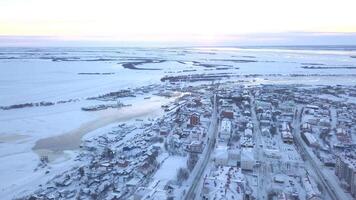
[{"left": 0, "top": 0, "right": 356, "bottom": 41}]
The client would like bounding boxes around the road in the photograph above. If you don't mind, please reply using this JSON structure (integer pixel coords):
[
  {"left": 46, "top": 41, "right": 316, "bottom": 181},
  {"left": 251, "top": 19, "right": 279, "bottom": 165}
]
[
  {"left": 183, "top": 94, "right": 218, "bottom": 200},
  {"left": 293, "top": 106, "right": 349, "bottom": 200},
  {"left": 250, "top": 94, "right": 266, "bottom": 200}
]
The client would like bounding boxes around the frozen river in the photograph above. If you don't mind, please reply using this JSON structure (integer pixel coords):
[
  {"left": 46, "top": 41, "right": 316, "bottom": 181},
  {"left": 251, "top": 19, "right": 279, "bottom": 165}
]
[{"left": 1, "top": 46, "right": 356, "bottom": 105}]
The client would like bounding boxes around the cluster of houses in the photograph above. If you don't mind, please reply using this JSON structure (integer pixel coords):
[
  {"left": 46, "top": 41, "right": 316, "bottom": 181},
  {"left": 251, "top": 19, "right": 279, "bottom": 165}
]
[
  {"left": 216, "top": 89, "right": 256, "bottom": 172},
  {"left": 163, "top": 94, "right": 211, "bottom": 156},
  {"left": 197, "top": 87, "right": 257, "bottom": 199},
  {"left": 23, "top": 86, "right": 215, "bottom": 200},
  {"left": 253, "top": 86, "right": 295, "bottom": 143},
  {"left": 200, "top": 85, "right": 320, "bottom": 200},
  {"left": 201, "top": 166, "right": 248, "bottom": 200},
  {"left": 296, "top": 85, "right": 356, "bottom": 171},
  {"left": 300, "top": 104, "right": 332, "bottom": 149},
  {"left": 25, "top": 123, "right": 165, "bottom": 199},
  {"left": 288, "top": 85, "right": 356, "bottom": 199},
  {"left": 22, "top": 83, "right": 356, "bottom": 200},
  {"left": 128, "top": 91, "right": 214, "bottom": 199}
]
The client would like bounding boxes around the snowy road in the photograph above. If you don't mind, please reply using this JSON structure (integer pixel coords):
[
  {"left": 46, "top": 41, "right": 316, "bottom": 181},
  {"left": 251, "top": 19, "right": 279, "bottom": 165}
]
[
  {"left": 184, "top": 94, "right": 218, "bottom": 200},
  {"left": 250, "top": 94, "right": 266, "bottom": 200}
]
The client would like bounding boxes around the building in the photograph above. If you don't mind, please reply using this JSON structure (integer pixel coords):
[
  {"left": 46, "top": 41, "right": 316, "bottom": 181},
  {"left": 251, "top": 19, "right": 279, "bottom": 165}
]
[
  {"left": 281, "top": 131, "right": 293, "bottom": 143},
  {"left": 187, "top": 141, "right": 203, "bottom": 153},
  {"left": 219, "top": 118, "right": 232, "bottom": 141},
  {"left": 301, "top": 132, "right": 318, "bottom": 147},
  {"left": 260, "top": 119, "right": 271, "bottom": 127},
  {"left": 241, "top": 147, "right": 255, "bottom": 171},
  {"left": 189, "top": 127, "right": 205, "bottom": 141},
  {"left": 214, "top": 145, "right": 229, "bottom": 166},
  {"left": 301, "top": 122, "right": 312, "bottom": 132},
  {"left": 264, "top": 149, "right": 282, "bottom": 159},
  {"left": 335, "top": 154, "right": 356, "bottom": 197},
  {"left": 278, "top": 101, "right": 295, "bottom": 113},
  {"left": 306, "top": 105, "right": 319, "bottom": 110},
  {"left": 319, "top": 118, "right": 331, "bottom": 127},
  {"left": 134, "top": 187, "right": 168, "bottom": 200},
  {"left": 261, "top": 127, "right": 270, "bottom": 137},
  {"left": 336, "top": 128, "right": 352, "bottom": 144},
  {"left": 160, "top": 126, "right": 170, "bottom": 136},
  {"left": 228, "top": 149, "right": 241, "bottom": 167},
  {"left": 302, "top": 174, "right": 322, "bottom": 200},
  {"left": 221, "top": 110, "right": 234, "bottom": 119},
  {"left": 240, "top": 136, "right": 254, "bottom": 148},
  {"left": 190, "top": 113, "right": 200, "bottom": 126},
  {"left": 244, "top": 128, "right": 253, "bottom": 138}
]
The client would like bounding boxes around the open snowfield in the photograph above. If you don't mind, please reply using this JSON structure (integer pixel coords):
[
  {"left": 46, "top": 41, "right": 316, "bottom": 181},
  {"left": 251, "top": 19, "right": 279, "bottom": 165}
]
[{"left": 153, "top": 154, "right": 187, "bottom": 188}]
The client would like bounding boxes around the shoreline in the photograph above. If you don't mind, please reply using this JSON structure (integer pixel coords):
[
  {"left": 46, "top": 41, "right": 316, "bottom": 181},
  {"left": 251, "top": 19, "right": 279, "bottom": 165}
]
[{"left": 33, "top": 98, "right": 166, "bottom": 154}]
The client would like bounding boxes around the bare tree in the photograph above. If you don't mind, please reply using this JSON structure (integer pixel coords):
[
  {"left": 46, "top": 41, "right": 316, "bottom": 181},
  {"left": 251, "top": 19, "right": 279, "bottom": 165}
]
[
  {"left": 176, "top": 167, "right": 189, "bottom": 184},
  {"left": 187, "top": 153, "right": 198, "bottom": 171}
]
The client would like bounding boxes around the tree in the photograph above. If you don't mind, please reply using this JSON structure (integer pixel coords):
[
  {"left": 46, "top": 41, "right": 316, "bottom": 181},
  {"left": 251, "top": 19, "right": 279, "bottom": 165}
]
[
  {"left": 270, "top": 125, "right": 277, "bottom": 136},
  {"left": 164, "top": 141, "right": 169, "bottom": 151},
  {"left": 187, "top": 153, "right": 199, "bottom": 171},
  {"left": 176, "top": 167, "right": 189, "bottom": 184},
  {"left": 78, "top": 166, "right": 85, "bottom": 178}
]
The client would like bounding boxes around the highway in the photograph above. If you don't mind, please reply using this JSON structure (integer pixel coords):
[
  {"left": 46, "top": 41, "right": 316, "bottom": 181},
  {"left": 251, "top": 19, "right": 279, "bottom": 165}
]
[
  {"left": 292, "top": 106, "right": 348, "bottom": 200},
  {"left": 183, "top": 94, "right": 218, "bottom": 200}
]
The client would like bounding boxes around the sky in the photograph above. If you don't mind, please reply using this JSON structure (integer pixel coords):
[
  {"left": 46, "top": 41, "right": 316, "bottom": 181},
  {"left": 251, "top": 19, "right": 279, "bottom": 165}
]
[{"left": 0, "top": 0, "right": 356, "bottom": 46}]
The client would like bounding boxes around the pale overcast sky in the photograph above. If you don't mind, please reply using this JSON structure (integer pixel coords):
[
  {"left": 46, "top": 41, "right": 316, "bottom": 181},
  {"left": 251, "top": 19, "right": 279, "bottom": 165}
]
[{"left": 0, "top": 0, "right": 356, "bottom": 45}]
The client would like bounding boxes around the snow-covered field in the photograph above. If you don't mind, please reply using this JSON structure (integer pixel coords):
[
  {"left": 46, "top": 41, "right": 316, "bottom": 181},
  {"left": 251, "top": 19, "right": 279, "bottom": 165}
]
[{"left": 0, "top": 46, "right": 355, "bottom": 199}]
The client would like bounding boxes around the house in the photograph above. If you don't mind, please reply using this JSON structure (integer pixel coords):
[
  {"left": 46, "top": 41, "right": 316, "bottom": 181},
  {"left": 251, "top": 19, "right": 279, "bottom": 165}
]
[
  {"left": 117, "top": 159, "right": 129, "bottom": 168},
  {"left": 137, "top": 156, "right": 157, "bottom": 177},
  {"left": 261, "top": 127, "right": 270, "bottom": 137},
  {"left": 126, "top": 177, "right": 141, "bottom": 188},
  {"left": 336, "top": 128, "right": 352, "bottom": 144},
  {"left": 306, "top": 105, "right": 319, "bottom": 110},
  {"left": 281, "top": 131, "right": 293, "bottom": 143},
  {"left": 221, "top": 110, "right": 234, "bottom": 119},
  {"left": 187, "top": 141, "right": 203, "bottom": 153},
  {"left": 240, "top": 136, "right": 254, "bottom": 148},
  {"left": 244, "top": 128, "right": 253, "bottom": 138},
  {"left": 260, "top": 119, "right": 271, "bottom": 127},
  {"left": 301, "top": 122, "right": 312, "bottom": 132},
  {"left": 243, "top": 110, "right": 251, "bottom": 116},
  {"left": 319, "top": 118, "right": 331, "bottom": 127},
  {"left": 160, "top": 126, "right": 170, "bottom": 136},
  {"left": 189, "top": 127, "right": 205, "bottom": 141},
  {"left": 190, "top": 113, "right": 200, "bottom": 126}
]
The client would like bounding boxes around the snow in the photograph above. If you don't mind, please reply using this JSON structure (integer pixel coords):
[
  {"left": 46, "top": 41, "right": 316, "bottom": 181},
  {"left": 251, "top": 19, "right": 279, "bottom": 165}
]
[
  {"left": 0, "top": 150, "right": 78, "bottom": 199},
  {"left": 0, "top": 46, "right": 356, "bottom": 199},
  {"left": 153, "top": 154, "right": 187, "bottom": 188}
]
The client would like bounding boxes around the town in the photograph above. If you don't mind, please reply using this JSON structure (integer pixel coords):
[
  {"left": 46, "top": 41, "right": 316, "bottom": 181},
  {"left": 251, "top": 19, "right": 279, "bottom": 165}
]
[{"left": 22, "top": 82, "right": 356, "bottom": 200}]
